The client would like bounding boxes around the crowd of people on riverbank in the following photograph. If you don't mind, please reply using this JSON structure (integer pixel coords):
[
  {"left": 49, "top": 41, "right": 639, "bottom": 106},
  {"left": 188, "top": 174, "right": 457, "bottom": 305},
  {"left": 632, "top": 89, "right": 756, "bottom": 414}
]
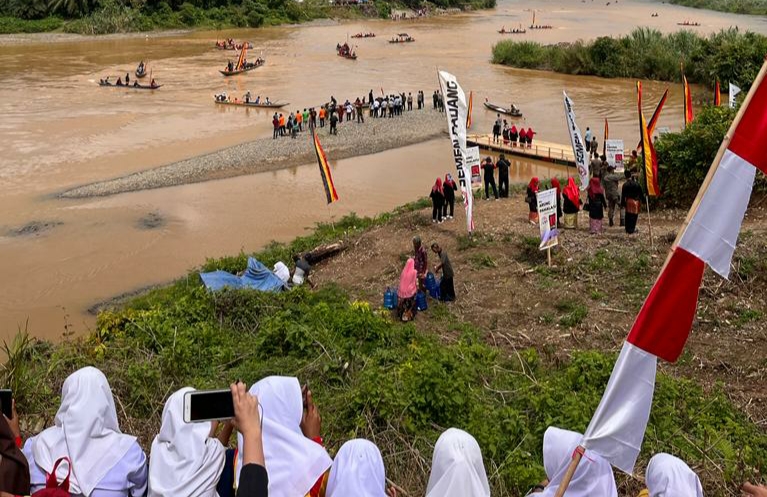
[{"left": 2, "top": 364, "right": 754, "bottom": 497}]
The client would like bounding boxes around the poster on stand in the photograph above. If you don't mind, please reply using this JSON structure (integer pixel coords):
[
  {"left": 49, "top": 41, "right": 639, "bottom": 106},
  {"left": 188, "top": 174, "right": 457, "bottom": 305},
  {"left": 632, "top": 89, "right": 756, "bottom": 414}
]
[
  {"left": 605, "top": 140, "right": 625, "bottom": 172},
  {"left": 536, "top": 188, "right": 559, "bottom": 251}
]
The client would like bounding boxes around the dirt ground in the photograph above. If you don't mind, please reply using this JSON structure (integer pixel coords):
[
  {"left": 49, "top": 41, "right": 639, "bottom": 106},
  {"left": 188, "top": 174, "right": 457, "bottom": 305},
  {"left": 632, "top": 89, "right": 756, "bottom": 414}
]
[{"left": 313, "top": 191, "right": 767, "bottom": 438}]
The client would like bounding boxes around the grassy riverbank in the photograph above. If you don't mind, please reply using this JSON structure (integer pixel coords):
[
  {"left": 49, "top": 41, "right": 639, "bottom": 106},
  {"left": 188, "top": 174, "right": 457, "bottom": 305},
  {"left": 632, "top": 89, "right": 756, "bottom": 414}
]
[
  {"left": 492, "top": 27, "right": 767, "bottom": 88},
  {"left": 667, "top": 0, "right": 767, "bottom": 15},
  {"left": 0, "top": 0, "right": 492, "bottom": 35},
  {"left": 6, "top": 187, "right": 767, "bottom": 494}
]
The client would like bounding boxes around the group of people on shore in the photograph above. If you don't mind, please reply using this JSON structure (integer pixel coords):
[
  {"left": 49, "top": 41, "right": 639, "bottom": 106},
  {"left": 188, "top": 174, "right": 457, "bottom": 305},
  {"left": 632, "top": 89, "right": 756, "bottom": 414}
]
[
  {"left": 492, "top": 115, "right": 535, "bottom": 148},
  {"left": 1, "top": 366, "right": 748, "bottom": 496}
]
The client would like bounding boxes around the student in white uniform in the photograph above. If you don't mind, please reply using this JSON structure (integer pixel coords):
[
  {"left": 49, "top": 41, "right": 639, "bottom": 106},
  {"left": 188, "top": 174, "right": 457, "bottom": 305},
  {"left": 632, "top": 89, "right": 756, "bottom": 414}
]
[
  {"left": 425, "top": 428, "right": 490, "bottom": 497},
  {"left": 326, "top": 439, "right": 387, "bottom": 497},
  {"left": 23, "top": 366, "right": 148, "bottom": 497},
  {"left": 645, "top": 453, "right": 703, "bottom": 497}
]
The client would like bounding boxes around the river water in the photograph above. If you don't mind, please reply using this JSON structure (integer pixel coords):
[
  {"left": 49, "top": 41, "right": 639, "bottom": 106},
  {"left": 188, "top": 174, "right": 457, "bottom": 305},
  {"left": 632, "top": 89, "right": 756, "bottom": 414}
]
[{"left": 0, "top": 0, "right": 764, "bottom": 342}]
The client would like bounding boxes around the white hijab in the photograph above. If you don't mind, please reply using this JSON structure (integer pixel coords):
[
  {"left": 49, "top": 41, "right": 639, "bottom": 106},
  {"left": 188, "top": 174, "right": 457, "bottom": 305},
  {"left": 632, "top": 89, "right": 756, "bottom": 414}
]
[
  {"left": 540, "top": 427, "right": 618, "bottom": 497},
  {"left": 327, "top": 439, "right": 387, "bottom": 497},
  {"left": 148, "top": 387, "right": 226, "bottom": 497},
  {"left": 31, "top": 366, "right": 137, "bottom": 496},
  {"left": 425, "top": 428, "right": 490, "bottom": 497},
  {"left": 646, "top": 453, "right": 704, "bottom": 497},
  {"left": 236, "top": 376, "right": 332, "bottom": 497}
]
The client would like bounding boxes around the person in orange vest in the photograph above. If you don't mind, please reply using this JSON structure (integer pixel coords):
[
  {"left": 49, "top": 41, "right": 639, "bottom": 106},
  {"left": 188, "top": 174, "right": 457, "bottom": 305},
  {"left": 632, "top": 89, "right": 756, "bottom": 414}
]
[
  {"left": 319, "top": 107, "right": 326, "bottom": 128},
  {"left": 295, "top": 110, "right": 303, "bottom": 132},
  {"left": 278, "top": 113, "right": 286, "bottom": 136}
]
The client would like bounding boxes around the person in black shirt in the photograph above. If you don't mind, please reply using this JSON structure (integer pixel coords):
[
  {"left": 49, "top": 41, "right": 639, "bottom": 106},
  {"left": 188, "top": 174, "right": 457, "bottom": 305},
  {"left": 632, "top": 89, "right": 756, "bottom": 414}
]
[
  {"left": 496, "top": 154, "right": 510, "bottom": 198},
  {"left": 442, "top": 173, "right": 458, "bottom": 219},
  {"left": 586, "top": 177, "right": 607, "bottom": 234},
  {"left": 482, "top": 157, "right": 498, "bottom": 200},
  {"left": 621, "top": 170, "right": 643, "bottom": 234},
  {"left": 431, "top": 243, "right": 455, "bottom": 302}
]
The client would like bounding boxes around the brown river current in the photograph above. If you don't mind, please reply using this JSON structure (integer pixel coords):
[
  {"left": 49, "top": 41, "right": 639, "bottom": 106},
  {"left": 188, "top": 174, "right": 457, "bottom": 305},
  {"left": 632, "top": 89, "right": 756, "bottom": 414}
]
[{"left": 0, "top": 0, "right": 765, "bottom": 342}]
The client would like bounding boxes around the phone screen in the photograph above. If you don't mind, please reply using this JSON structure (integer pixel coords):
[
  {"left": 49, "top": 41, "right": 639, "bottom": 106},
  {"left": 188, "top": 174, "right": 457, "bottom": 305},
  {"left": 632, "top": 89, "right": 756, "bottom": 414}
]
[
  {"left": 187, "top": 389, "right": 234, "bottom": 422},
  {"left": 0, "top": 390, "right": 12, "bottom": 419}
]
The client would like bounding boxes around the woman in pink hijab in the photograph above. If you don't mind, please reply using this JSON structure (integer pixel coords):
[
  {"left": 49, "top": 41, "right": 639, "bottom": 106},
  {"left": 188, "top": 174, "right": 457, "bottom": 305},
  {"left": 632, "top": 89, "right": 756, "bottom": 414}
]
[{"left": 397, "top": 258, "right": 418, "bottom": 322}]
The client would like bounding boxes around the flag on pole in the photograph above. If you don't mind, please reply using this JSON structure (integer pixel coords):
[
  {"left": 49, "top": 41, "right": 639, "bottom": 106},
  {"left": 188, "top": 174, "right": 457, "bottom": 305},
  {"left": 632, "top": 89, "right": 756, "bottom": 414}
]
[
  {"left": 437, "top": 70, "right": 474, "bottom": 233},
  {"left": 602, "top": 118, "right": 609, "bottom": 156},
  {"left": 636, "top": 88, "right": 669, "bottom": 152},
  {"left": 683, "top": 67, "right": 694, "bottom": 126},
  {"left": 730, "top": 83, "right": 742, "bottom": 108},
  {"left": 714, "top": 80, "right": 722, "bottom": 106},
  {"left": 467, "top": 91, "right": 473, "bottom": 129},
  {"left": 637, "top": 82, "right": 660, "bottom": 196},
  {"left": 312, "top": 131, "right": 339, "bottom": 204},
  {"left": 582, "top": 61, "right": 767, "bottom": 475},
  {"left": 563, "top": 91, "right": 589, "bottom": 191}
]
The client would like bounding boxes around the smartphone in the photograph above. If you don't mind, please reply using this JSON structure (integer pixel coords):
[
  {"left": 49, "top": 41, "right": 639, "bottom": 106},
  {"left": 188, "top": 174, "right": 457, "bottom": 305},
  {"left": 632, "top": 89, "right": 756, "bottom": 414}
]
[
  {"left": 0, "top": 390, "right": 12, "bottom": 419},
  {"left": 183, "top": 389, "right": 234, "bottom": 423}
]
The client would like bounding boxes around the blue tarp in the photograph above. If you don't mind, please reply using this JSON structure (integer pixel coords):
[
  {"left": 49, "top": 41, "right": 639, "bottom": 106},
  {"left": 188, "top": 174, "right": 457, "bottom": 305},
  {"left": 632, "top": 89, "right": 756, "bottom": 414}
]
[{"left": 200, "top": 257, "right": 286, "bottom": 292}]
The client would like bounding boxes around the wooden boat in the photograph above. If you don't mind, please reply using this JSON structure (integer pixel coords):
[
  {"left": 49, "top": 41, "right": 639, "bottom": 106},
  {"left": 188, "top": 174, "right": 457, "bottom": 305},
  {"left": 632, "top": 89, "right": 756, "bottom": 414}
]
[
  {"left": 351, "top": 33, "right": 375, "bottom": 38},
  {"left": 220, "top": 45, "right": 265, "bottom": 76},
  {"left": 99, "top": 81, "right": 162, "bottom": 90},
  {"left": 529, "top": 11, "right": 553, "bottom": 29},
  {"left": 214, "top": 99, "right": 288, "bottom": 108},
  {"left": 220, "top": 62, "right": 265, "bottom": 76},
  {"left": 388, "top": 37, "right": 415, "bottom": 43},
  {"left": 336, "top": 43, "right": 357, "bottom": 59},
  {"left": 498, "top": 27, "right": 526, "bottom": 34},
  {"left": 483, "top": 101, "right": 522, "bottom": 117},
  {"left": 215, "top": 41, "right": 254, "bottom": 51},
  {"left": 677, "top": 21, "right": 700, "bottom": 26}
]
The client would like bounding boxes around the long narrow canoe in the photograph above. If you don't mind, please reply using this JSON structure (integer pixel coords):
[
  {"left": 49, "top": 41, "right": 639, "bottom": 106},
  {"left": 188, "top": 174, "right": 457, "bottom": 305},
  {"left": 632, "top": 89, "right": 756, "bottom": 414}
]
[
  {"left": 99, "top": 82, "right": 163, "bottom": 90},
  {"left": 483, "top": 101, "right": 522, "bottom": 117},
  {"left": 498, "top": 29, "right": 526, "bottom": 34},
  {"left": 388, "top": 38, "right": 415, "bottom": 43},
  {"left": 214, "top": 100, "right": 289, "bottom": 108},
  {"left": 219, "top": 62, "right": 265, "bottom": 76}
]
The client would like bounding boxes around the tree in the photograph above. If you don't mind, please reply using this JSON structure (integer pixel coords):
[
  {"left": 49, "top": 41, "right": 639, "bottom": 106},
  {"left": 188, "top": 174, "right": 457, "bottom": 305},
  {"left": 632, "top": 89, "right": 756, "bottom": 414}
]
[{"left": 48, "top": 0, "right": 99, "bottom": 16}]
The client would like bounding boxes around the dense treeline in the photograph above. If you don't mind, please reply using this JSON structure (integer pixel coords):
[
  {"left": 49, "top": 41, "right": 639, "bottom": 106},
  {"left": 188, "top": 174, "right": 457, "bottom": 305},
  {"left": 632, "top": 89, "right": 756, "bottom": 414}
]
[
  {"left": 492, "top": 28, "right": 767, "bottom": 89},
  {"left": 668, "top": 0, "right": 767, "bottom": 15}
]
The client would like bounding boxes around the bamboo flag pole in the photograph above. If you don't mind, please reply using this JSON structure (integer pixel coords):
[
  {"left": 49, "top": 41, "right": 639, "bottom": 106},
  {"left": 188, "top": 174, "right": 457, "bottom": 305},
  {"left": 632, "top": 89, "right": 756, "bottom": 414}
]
[
  {"left": 551, "top": 58, "right": 767, "bottom": 497},
  {"left": 645, "top": 194, "right": 654, "bottom": 250}
]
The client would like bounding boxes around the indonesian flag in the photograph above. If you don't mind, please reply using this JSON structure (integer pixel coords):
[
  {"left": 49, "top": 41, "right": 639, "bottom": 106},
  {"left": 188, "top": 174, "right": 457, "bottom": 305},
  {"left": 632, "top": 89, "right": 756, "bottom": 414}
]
[
  {"left": 683, "top": 69, "right": 694, "bottom": 126},
  {"left": 581, "top": 62, "right": 767, "bottom": 474}
]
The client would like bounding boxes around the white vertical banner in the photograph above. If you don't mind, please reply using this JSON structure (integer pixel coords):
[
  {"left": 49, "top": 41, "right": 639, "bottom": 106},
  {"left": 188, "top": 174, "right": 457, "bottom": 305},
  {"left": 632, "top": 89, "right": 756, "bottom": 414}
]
[
  {"left": 438, "top": 70, "right": 474, "bottom": 232},
  {"left": 563, "top": 91, "right": 589, "bottom": 191},
  {"left": 466, "top": 146, "right": 481, "bottom": 186},
  {"left": 536, "top": 188, "right": 559, "bottom": 250},
  {"left": 729, "top": 83, "right": 742, "bottom": 108},
  {"left": 605, "top": 139, "right": 625, "bottom": 172}
]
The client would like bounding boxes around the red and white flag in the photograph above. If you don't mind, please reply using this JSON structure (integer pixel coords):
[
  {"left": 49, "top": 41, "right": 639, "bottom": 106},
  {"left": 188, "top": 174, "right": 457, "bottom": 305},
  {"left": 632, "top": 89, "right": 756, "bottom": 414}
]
[{"left": 581, "top": 62, "right": 767, "bottom": 474}]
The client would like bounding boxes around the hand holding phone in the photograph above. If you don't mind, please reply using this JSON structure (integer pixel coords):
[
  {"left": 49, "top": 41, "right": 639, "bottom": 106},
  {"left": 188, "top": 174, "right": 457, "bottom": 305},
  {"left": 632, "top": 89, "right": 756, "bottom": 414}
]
[{"left": 183, "top": 389, "right": 234, "bottom": 423}]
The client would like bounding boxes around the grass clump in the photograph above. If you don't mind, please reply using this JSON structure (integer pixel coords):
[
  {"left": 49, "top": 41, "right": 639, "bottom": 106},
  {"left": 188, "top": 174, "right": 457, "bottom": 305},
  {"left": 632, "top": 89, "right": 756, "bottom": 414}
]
[{"left": 555, "top": 298, "right": 589, "bottom": 328}]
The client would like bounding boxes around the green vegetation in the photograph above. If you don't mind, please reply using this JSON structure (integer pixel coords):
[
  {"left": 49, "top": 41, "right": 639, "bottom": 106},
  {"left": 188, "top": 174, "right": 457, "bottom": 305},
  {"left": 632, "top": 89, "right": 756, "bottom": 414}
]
[
  {"left": 3, "top": 207, "right": 767, "bottom": 494},
  {"left": 668, "top": 0, "right": 767, "bottom": 15},
  {"left": 0, "top": 0, "right": 493, "bottom": 34},
  {"left": 492, "top": 28, "right": 767, "bottom": 88}
]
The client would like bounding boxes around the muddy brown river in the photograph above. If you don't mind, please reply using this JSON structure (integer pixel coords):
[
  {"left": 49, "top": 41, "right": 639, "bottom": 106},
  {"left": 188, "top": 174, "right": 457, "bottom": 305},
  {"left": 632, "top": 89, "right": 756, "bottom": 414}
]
[{"left": 0, "top": 0, "right": 764, "bottom": 342}]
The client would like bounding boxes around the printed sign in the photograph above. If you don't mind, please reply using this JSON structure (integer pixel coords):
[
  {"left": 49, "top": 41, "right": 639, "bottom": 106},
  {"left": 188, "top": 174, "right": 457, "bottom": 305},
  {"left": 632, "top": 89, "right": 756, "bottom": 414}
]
[
  {"left": 536, "top": 188, "right": 559, "bottom": 251},
  {"left": 466, "top": 146, "right": 481, "bottom": 185},
  {"left": 605, "top": 139, "right": 625, "bottom": 172}
]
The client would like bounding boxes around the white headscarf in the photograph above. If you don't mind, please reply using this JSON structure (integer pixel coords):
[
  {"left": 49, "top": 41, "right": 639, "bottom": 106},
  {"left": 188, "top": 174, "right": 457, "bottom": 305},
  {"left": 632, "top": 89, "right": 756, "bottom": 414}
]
[
  {"left": 425, "top": 428, "right": 490, "bottom": 497},
  {"left": 236, "top": 376, "right": 332, "bottom": 497},
  {"left": 540, "top": 427, "right": 618, "bottom": 497},
  {"left": 646, "top": 453, "right": 704, "bottom": 497},
  {"left": 31, "top": 366, "right": 138, "bottom": 497},
  {"left": 148, "top": 387, "right": 226, "bottom": 497},
  {"left": 327, "top": 439, "right": 387, "bottom": 497}
]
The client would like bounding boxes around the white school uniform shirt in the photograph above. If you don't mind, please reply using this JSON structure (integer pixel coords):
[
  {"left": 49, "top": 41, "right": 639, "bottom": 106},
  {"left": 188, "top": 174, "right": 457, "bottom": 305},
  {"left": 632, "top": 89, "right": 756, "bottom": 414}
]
[
  {"left": 425, "top": 428, "right": 490, "bottom": 497},
  {"left": 327, "top": 439, "right": 386, "bottom": 497},
  {"left": 538, "top": 427, "right": 618, "bottom": 497},
  {"left": 148, "top": 387, "right": 226, "bottom": 497},
  {"left": 236, "top": 376, "right": 332, "bottom": 497},
  {"left": 646, "top": 453, "right": 704, "bottom": 497},
  {"left": 24, "top": 366, "right": 147, "bottom": 497}
]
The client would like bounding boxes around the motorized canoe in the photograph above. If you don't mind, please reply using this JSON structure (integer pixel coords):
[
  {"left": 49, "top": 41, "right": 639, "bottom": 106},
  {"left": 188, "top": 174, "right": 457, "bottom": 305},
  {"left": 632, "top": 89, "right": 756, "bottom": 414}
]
[
  {"left": 351, "top": 33, "right": 375, "bottom": 38},
  {"left": 219, "top": 63, "right": 265, "bottom": 76},
  {"left": 99, "top": 82, "right": 162, "bottom": 90},
  {"left": 214, "top": 100, "right": 289, "bottom": 108},
  {"left": 337, "top": 51, "right": 357, "bottom": 59},
  {"left": 483, "top": 101, "right": 522, "bottom": 117},
  {"left": 498, "top": 28, "right": 526, "bottom": 34}
]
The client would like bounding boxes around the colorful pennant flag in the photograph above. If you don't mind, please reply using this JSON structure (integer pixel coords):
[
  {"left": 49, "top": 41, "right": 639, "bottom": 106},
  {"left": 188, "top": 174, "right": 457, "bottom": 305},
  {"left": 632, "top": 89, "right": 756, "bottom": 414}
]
[
  {"left": 715, "top": 80, "right": 722, "bottom": 106},
  {"left": 636, "top": 88, "right": 669, "bottom": 151},
  {"left": 682, "top": 66, "right": 694, "bottom": 126},
  {"left": 312, "top": 131, "right": 339, "bottom": 204},
  {"left": 602, "top": 118, "right": 609, "bottom": 156},
  {"left": 637, "top": 82, "right": 660, "bottom": 196},
  {"left": 467, "top": 91, "right": 473, "bottom": 129},
  {"left": 581, "top": 60, "right": 766, "bottom": 476}
]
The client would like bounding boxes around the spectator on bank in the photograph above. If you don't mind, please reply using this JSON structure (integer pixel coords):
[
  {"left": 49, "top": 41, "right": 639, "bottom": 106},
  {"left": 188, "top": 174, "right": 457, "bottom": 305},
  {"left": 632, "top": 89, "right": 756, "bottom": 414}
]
[
  {"left": 425, "top": 429, "right": 490, "bottom": 497},
  {"left": 562, "top": 177, "right": 581, "bottom": 229},
  {"left": 431, "top": 242, "right": 455, "bottom": 302},
  {"left": 0, "top": 401, "right": 29, "bottom": 496},
  {"left": 497, "top": 154, "right": 511, "bottom": 198},
  {"left": 326, "top": 439, "right": 387, "bottom": 497},
  {"left": 526, "top": 177, "right": 540, "bottom": 224},
  {"left": 644, "top": 453, "right": 703, "bottom": 497},
  {"left": 442, "top": 173, "right": 458, "bottom": 220},
  {"left": 586, "top": 177, "right": 607, "bottom": 235},
  {"left": 430, "top": 178, "right": 445, "bottom": 224},
  {"left": 602, "top": 165, "right": 623, "bottom": 227},
  {"left": 482, "top": 157, "right": 498, "bottom": 200}
]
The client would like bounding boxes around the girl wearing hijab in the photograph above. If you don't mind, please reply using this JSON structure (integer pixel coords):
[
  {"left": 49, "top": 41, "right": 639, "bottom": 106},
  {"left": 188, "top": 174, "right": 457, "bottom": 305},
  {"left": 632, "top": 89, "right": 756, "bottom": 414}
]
[
  {"left": 562, "top": 177, "right": 581, "bottom": 229},
  {"left": 236, "top": 376, "right": 332, "bottom": 497},
  {"left": 326, "top": 439, "right": 386, "bottom": 497},
  {"left": 425, "top": 428, "right": 489, "bottom": 497},
  {"left": 442, "top": 174, "right": 458, "bottom": 220},
  {"left": 526, "top": 177, "right": 540, "bottom": 224},
  {"left": 397, "top": 258, "right": 418, "bottom": 322},
  {"left": 149, "top": 388, "right": 226, "bottom": 497},
  {"left": 550, "top": 178, "right": 562, "bottom": 225},
  {"left": 518, "top": 128, "right": 527, "bottom": 148},
  {"left": 586, "top": 177, "right": 607, "bottom": 235},
  {"left": 532, "top": 427, "right": 617, "bottom": 497},
  {"left": 510, "top": 124, "right": 518, "bottom": 146},
  {"left": 23, "top": 366, "right": 148, "bottom": 497},
  {"left": 526, "top": 128, "right": 535, "bottom": 147},
  {"left": 0, "top": 406, "right": 29, "bottom": 497},
  {"left": 644, "top": 453, "right": 703, "bottom": 497},
  {"left": 430, "top": 178, "right": 445, "bottom": 223}
]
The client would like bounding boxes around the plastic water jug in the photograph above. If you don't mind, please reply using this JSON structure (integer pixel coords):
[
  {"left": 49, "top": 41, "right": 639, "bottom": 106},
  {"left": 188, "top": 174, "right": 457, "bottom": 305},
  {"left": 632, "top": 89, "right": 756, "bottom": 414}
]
[
  {"left": 429, "top": 279, "right": 441, "bottom": 300},
  {"left": 383, "top": 287, "right": 397, "bottom": 309},
  {"left": 425, "top": 272, "right": 437, "bottom": 292},
  {"left": 416, "top": 291, "right": 428, "bottom": 311}
]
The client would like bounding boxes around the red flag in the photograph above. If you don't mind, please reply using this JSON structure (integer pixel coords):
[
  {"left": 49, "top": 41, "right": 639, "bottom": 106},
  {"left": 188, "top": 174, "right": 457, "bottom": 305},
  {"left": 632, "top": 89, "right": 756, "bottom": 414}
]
[
  {"left": 682, "top": 65, "right": 694, "bottom": 126},
  {"left": 715, "top": 80, "right": 722, "bottom": 106}
]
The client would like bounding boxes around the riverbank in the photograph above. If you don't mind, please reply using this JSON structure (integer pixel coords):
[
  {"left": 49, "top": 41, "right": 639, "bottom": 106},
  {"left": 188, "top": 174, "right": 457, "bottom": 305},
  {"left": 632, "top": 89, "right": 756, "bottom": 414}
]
[
  {"left": 492, "top": 27, "right": 767, "bottom": 88},
  {"left": 60, "top": 107, "right": 446, "bottom": 198},
  {"left": 668, "top": 0, "right": 767, "bottom": 15},
  {"left": 7, "top": 192, "right": 767, "bottom": 495}
]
